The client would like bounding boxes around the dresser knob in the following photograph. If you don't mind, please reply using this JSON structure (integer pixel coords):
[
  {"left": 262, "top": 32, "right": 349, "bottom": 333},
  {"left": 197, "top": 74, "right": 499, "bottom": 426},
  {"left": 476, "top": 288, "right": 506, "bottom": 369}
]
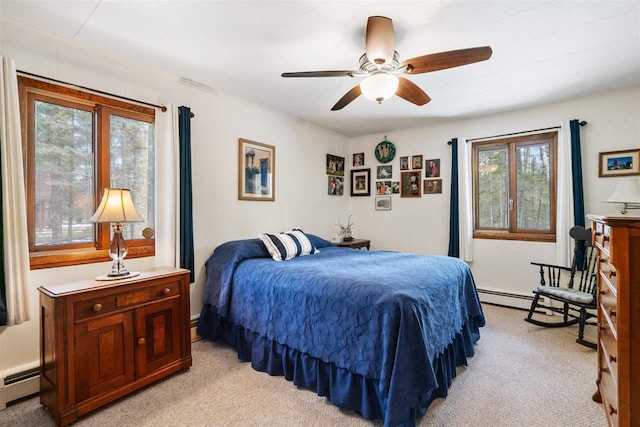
[
  {"left": 599, "top": 257, "right": 606, "bottom": 263},
  {"left": 599, "top": 325, "right": 606, "bottom": 331},
  {"left": 608, "top": 308, "right": 617, "bottom": 317},
  {"left": 609, "top": 355, "right": 617, "bottom": 363},
  {"left": 601, "top": 366, "right": 609, "bottom": 373},
  {"left": 609, "top": 270, "right": 616, "bottom": 278},
  {"left": 138, "top": 338, "right": 146, "bottom": 346},
  {"left": 609, "top": 404, "right": 617, "bottom": 415},
  {"left": 599, "top": 288, "right": 607, "bottom": 295},
  {"left": 603, "top": 235, "right": 610, "bottom": 242},
  {"left": 92, "top": 303, "right": 102, "bottom": 312},
  {"left": 163, "top": 288, "right": 171, "bottom": 295}
]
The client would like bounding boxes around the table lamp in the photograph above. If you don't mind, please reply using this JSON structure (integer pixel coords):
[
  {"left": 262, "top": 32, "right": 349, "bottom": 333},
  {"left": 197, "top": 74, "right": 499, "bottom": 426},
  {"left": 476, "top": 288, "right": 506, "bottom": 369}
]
[
  {"left": 605, "top": 178, "right": 640, "bottom": 215},
  {"left": 91, "top": 188, "right": 143, "bottom": 277}
]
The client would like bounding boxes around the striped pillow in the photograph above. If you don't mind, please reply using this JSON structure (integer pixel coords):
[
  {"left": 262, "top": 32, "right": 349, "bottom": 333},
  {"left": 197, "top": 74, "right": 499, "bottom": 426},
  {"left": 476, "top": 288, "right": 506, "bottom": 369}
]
[{"left": 258, "top": 229, "right": 319, "bottom": 261}]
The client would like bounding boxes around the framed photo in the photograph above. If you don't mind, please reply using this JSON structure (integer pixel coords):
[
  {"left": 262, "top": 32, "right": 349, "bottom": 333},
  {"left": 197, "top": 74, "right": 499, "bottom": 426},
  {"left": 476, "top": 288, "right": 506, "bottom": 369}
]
[
  {"left": 353, "top": 152, "right": 365, "bottom": 167},
  {"left": 424, "top": 179, "right": 442, "bottom": 194},
  {"left": 377, "top": 165, "right": 392, "bottom": 179},
  {"left": 375, "top": 196, "right": 392, "bottom": 211},
  {"left": 350, "top": 168, "right": 371, "bottom": 196},
  {"left": 328, "top": 176, "right": 344, "bottom": 195},
  {"left": 400, "top": 156, "right": 409, "bottom": 170},
  {"left": 425, "top": 158, "right": 440, "bottom": 178},
  {"left": 238, "top": 138, "right": 275, "bottom": 201},
  {"left": 326, "top": 154, "right": 345, "bottom": 176},
  {"left": 401, "top": 171, "right": 421, "bottom": 198},
  {"left": 599, "top": 149, "right": 640, "bottom": 177},
  {"left": 412, "top": 155, "right": 423, "bottom": 169},
  {"left": 376, "top": 180, "right": 392, "bottom": 195},
  {"left": 392, "top": 181, "right": 400, "bottom": 194}
]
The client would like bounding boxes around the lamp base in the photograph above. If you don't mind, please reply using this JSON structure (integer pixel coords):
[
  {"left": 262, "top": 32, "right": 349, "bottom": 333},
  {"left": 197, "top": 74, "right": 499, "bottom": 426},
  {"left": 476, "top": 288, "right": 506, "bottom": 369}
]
[{"left": 95, "top": 272, "right": 140, "bottom": 282}]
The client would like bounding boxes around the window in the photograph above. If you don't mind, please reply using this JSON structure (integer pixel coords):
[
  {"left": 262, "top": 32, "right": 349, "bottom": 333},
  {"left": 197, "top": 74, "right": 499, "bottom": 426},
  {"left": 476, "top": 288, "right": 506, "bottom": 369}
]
[
  {"left": 18, "top": 77, "right": 155, "bottom": 269},
  {"left": 472, "top": 132, "right": 557, "bottom": 242}
]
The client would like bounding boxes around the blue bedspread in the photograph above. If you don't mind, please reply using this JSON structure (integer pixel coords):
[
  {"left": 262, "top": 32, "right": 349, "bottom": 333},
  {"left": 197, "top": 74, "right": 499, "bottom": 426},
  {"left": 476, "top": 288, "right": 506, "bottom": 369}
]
[{"left": 198, "top": 238, "right": 484, "bottom": 426}]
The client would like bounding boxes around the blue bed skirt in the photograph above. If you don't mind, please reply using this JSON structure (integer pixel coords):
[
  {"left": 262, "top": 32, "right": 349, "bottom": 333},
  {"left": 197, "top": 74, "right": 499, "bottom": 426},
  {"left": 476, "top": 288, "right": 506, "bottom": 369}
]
[{"left": 198, "top": 304, "right": 481, "bottom": 426}]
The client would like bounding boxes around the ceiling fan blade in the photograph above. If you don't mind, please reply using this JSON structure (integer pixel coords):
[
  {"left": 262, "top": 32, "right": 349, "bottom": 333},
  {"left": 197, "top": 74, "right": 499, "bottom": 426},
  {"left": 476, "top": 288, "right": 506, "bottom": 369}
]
[
  {"left": 281, "top": 70, "right": 359, "bottom": 78},
  {"left": 396, "top": 78, "right": 431, "bottom": 106},
  {"left": 403, "top": 46, "right": 493, "bottom": 74},
  {"left": 331, "top": 85, "right": 362, "bottom": 111},
  {"left": 366, "top": 16, "right": 395, "bottom": 65}
]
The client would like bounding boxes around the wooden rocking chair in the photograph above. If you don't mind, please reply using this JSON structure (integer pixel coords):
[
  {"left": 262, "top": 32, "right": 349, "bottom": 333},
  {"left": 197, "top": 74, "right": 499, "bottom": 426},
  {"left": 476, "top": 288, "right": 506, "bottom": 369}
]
[{"left": 524, "top": 225, "right": 598, "bottom": 349}]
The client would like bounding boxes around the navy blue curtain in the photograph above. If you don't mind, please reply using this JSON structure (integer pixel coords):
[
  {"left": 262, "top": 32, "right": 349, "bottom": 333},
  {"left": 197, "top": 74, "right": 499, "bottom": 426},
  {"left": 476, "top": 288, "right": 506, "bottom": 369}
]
[
  {"left": 178, "top": 106, "right": 195, "bottom": 283},
  {"left": 0, "top": 165, "right": 6, "bottom": 326},
  {"left": 570, "top": 119, "right": 585, "bottom": 227},
  {"left": 447, "top": 138, "right": 459, "bottom": 258},
  {"left": 570, "top": 119, "right": 586, "bottom": 268}
]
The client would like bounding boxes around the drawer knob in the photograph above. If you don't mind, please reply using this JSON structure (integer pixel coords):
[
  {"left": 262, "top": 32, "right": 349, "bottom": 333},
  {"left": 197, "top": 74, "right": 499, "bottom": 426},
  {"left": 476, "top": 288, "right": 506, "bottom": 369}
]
[
  {"left": 603, "top": 235, "right": 610, "bottom": 242},
  {"left": 608, "top": 308, "right": 617, "bottom": 317},
  {"left": 599, "top": 325, "right": 606, "bottom": 331},
  {"left": 601, "top": 366, "right": 609, "bottom": 373},
  {"left": 92, "top": 303, "right": 102, "bottom": 312},
  {"left": 595, "top": 231, "right": 603, "bottom": 236},
  {"left": 609, "top": 354, "right": 617, "bottom": 363},
  {"left": 599, "top": 288, "right": 607, "bottom": 295},
  {"left": 609, "top": 404, "right": 617, "bottom": 415},
  {"left": 138, "top": 338, "right": 146, "bottom": 346},
  {"left": 599, "top": 257, "right": 607, "bottom": 263},
  {"left": 163, "top": 288, "right": 171, "bottom": 295},
  {"left": 609, "top": 270, "right": 616, "bottom": 278}
]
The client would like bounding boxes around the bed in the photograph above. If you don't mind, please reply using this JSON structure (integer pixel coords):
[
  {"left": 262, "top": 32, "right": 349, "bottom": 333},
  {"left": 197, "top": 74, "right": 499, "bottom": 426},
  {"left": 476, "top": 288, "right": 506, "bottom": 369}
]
[{"left": 197, "top": 232, "right": 485, "bottom": 426}]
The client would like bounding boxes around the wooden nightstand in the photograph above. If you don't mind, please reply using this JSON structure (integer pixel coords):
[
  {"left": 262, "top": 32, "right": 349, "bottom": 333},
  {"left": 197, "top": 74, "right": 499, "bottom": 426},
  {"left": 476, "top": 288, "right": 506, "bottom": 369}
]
[
  {"left": 335, "top": 238, "right": 370, "bottom": 250},
  {"left": 38, "top": 267, "right": 192, "bottom": 426}
]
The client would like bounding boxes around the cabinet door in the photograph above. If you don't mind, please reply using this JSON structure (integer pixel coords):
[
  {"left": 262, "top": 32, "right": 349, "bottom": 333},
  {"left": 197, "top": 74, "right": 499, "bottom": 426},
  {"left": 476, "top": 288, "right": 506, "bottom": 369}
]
[
  {"left": 75, "top": 312, "right": 135, "bottom": 401},
  {"left": 135, "top": 297, "right": 182, "bottom": 377}
]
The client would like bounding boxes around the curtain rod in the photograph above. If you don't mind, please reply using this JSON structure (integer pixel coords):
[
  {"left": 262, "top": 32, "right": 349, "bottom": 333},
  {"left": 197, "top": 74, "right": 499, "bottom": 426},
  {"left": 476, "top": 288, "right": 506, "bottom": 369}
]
[
  {"left": 448, "top": 121, "right": 587, "bottom": 145},
  {"left": 17, "top": 70, "right": 167, "bottom": 112}
]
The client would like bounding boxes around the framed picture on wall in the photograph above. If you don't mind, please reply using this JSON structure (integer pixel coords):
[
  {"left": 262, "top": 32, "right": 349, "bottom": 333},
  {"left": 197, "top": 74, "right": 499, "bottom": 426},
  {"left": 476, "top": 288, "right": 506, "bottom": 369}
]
[
  {"left": 350, "top": 168, "right": 370, "bottom": 196},
  {"left": 353, "top": 152, "right": 365, "bottom": 167},
  {"left": 326, "top": 154, "right": 345, "bottom": 176},
  {"left": 238, "top": 138, "right": 275, "bottom": 201},
  {"left": 599, "top": 149, "right": 640, "bottom": 177},
  {"left": 412, "top": 155, "right": 423, "bottom": 169},
  {"left": 375, "top": 196, "right": 392, "bottom": 211},
  {"left": 424, "top": 179, "right": 442, "bottom": 194},
  {"left": 328, "top": 176, "right": 344, "bottom": 195},
  {"left": 400, "top": 171, "right": 421, "bottom": 198},
  {"left": 425, "top": 159, "right": 440, "bottom": 178},
  {"left": 400, "top": 156, "right": 409, "bottom": 170}
]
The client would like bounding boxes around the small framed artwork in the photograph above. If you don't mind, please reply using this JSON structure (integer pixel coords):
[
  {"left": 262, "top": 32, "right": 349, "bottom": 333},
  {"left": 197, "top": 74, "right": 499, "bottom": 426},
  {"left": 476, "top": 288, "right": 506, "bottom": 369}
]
[
  {"left": 425, "top": 158, "right": 440, "bottom": 178},
  {"left": 375, "top": 196, "right": 392, "bottom": 211},
  {"left": 392, "top": 181, "right": 400, "bottom": 194},
  {"left": 401, "top": 171, "right": 421, "bottom": 198},
  {"left": 326, "top": 154, "right": 345, "bottom": 176},
  {"left": 353, "top": 152, "right": 365, "bottom": 167},
  {"left": 238, "top": 138, "right": 275, "bottom": 201},
  {"left": 376, "top": 180, "right": 392, "bottom": 195},
  {"left": 328, "top": 176, "right": 344, "bottom": 195},
  {"left": 424, "top": 179, "right": 443, "bottom": 194},
  {"left": 400, "top": 156, "right": 409, "bottom": 170},
  {"left": 377, "top": 165, "right": 392, "bottom": 179},
  {"left": 599, "top": 149, "right": 640, "bottom": 177},
  {"left": 350, "top": 168, "right": 371, "bottom": 196},
  {"left": 412, "top": 155, "right": 423, "bottom": 169}
]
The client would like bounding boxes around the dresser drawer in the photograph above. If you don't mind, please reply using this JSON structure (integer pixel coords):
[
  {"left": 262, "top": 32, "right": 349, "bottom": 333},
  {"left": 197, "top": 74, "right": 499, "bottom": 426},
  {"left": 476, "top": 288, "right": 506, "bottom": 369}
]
[
  {"left": 74, "top": 281, "right": 180, "bottom": 321},
  {"left": 599, "top": 321, "right": 619, "bottom": 381},
  {"left": 599, "top": 291, "right": 618, "bottom": 337},
  {"left": 599, "top": 349, "right": 619, "bottom": 426}
]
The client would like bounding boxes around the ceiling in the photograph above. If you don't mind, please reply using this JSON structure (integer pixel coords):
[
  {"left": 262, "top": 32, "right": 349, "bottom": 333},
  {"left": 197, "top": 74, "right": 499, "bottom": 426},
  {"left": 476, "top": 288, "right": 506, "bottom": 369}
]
[{"left": 1, "top": 1, "right": 639, "bottom": 137}]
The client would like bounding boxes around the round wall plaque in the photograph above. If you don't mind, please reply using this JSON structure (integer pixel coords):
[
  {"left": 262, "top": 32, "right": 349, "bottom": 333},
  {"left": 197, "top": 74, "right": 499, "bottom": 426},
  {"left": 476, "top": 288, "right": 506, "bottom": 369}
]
[{"left": 375, "top": 140, "right": 396, "bottom": 164}]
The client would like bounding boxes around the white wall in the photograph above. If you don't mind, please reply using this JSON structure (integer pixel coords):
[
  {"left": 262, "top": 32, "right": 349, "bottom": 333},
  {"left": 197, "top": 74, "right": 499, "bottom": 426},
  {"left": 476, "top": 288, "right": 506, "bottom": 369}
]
[
  {"left": 347, "top": 86, "right": 640, "bottom": 306},
  {"left": 0, "top": 22, "right": 349, "bottom": 376}
]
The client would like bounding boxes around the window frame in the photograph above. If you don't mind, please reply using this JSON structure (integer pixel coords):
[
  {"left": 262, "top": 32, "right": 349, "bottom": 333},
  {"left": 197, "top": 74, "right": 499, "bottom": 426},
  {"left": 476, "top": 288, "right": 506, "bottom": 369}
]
[
  {"left": 472, "top": 132, "right": 557, "bottom": 242},
  {"left": 18, "top": 76, "right": 156, "bottom": 269}
]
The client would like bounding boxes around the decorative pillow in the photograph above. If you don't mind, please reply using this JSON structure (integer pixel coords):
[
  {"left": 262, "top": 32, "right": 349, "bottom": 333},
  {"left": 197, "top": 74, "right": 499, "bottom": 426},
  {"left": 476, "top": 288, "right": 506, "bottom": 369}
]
[{"left": 258, "top": 229, "right": 319, "bottom": 261}]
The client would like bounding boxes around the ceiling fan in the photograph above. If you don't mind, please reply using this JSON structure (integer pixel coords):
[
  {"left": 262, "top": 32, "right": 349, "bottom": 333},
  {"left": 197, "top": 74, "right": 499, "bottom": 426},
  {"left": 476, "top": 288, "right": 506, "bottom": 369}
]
[{"left": 281, "top": 16, "right": 492, "bottom": 111}]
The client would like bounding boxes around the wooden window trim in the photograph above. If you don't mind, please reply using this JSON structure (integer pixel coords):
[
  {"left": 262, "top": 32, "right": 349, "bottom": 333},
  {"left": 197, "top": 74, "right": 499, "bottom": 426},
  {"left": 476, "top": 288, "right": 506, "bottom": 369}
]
[
  {"left": 472, "top": 132, "right": 557, "bottom": 243},
  {"left": 18, "top": 76, "right": 156, "bottom": 270}
]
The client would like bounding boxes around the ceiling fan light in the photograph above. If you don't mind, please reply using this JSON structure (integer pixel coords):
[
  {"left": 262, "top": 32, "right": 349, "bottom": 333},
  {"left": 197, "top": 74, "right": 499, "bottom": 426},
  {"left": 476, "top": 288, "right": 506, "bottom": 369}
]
[{"left": 360, "top": 73, "right": 399, "bottom": 103}]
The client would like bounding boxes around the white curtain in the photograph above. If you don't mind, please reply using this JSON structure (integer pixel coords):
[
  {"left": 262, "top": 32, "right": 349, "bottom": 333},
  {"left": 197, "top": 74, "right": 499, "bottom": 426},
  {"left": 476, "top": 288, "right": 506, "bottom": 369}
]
[
  {"left": 154, "top": 104, "right": 180, "bottom": 268},
  {"left": 0, "top": 57, "right": 30, "bottom": 325},
  {"left": 556, "top": 122, "right": 574, "bottom": 266},
  {"left": 458, "top": 138, "right": 474, "bottom": 262}
]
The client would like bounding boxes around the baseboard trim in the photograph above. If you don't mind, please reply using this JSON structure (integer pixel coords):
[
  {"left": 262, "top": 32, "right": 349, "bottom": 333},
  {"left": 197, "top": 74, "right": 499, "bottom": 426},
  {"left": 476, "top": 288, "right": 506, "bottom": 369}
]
[
  {"left": 190, "top": 318, "right": 202, "bottom": 342},
  {"left": 477, "top": 287, "right": 533, "bottom": 310}
]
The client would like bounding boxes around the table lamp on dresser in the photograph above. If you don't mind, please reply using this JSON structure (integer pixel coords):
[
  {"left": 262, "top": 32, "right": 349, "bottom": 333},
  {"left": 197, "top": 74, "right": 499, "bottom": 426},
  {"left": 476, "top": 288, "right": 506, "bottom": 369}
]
[{"left": 91, "top": 187, "right": 143, "bottom": 278}]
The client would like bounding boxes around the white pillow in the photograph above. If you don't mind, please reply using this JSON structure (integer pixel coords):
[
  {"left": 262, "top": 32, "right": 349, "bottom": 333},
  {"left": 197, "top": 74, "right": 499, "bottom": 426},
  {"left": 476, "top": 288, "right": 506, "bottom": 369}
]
[{"left": 258, "top": 229, "right": 319, "bottom": 261}]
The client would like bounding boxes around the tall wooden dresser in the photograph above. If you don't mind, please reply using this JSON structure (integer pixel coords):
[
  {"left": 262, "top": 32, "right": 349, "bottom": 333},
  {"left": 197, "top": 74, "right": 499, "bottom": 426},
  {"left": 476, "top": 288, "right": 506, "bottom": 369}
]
[
  {"left": 39, "top": 267, "right": 192, "bottom": 426},
  {"left": 588, "top": 215, "right": 639, "bottom": 427}
]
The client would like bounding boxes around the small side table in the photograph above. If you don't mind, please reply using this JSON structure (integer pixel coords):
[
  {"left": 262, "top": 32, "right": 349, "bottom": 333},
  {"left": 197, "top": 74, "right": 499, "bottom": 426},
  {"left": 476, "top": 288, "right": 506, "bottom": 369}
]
[{"left": 335, "top": 238, "right": 370, "bottom": 250}]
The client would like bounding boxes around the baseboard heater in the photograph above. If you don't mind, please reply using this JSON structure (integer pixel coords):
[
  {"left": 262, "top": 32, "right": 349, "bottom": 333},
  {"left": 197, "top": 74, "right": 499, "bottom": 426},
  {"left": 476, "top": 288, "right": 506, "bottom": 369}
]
[
  {"left": 0, "top": 367, "right": 39, "bottom": 410},
  {"left": 477, "top": 287, "right": 535, "bottom": 310}
]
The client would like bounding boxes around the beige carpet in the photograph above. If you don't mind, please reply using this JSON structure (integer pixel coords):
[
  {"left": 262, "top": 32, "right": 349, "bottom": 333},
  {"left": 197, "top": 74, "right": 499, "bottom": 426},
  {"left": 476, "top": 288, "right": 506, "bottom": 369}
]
[{"left": 1, "top": 304, "right": 606, "bottom": 427}]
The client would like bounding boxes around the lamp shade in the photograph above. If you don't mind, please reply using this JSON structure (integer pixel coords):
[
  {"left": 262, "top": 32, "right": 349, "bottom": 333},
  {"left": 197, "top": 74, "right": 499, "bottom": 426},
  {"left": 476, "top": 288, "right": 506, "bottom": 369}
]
[
  {"left": 91, "top": 188, "right": 143, "bottom": 223},
  {"left": 605, "top": 178, "right": 640, "bottom": 204},
  {"left": 360, "top": 73, "right": 399, "bottom": 103}
]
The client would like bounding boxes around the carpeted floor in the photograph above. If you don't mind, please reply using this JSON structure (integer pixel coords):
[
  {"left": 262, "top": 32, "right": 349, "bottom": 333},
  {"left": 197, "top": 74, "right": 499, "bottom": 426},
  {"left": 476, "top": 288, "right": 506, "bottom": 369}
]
[{"left": 0, "top": 304, "right": 606, "bottom": 427}]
